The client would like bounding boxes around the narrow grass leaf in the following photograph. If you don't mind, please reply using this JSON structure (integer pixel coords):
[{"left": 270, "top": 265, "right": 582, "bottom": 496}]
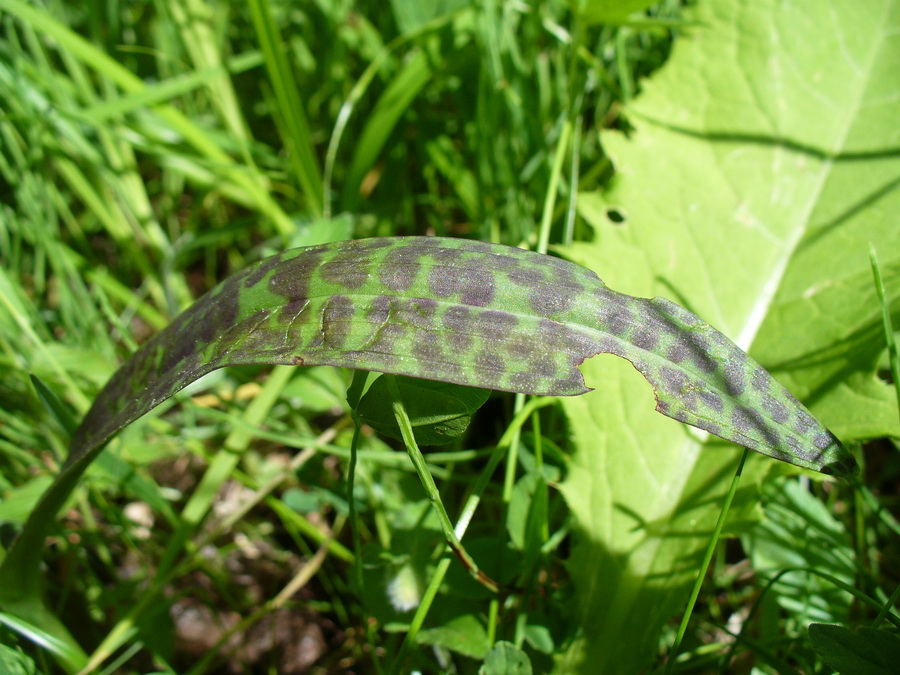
[
  {"left": 340, "top": 52, "right": 433, "bottom": 208},
  {"left": 247, "top": 0, "right": 323, "bottom": 215}
]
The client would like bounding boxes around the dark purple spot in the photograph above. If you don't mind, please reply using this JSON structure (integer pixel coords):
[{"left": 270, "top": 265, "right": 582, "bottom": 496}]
[
  {"left": 351, "top": 238, "right": 393, "bottom": 251},
  {"left": 366, "top": 295, "right": 393, "bottom": 325},
  {"left": 504, "top": 334, "right": 533, "bottom": 358},
  {"left": 320, "top": 254, "right": 371, "bottom": 289},
  {"left": 428, "top": 265, "right": 459, "bottom": 298},
  {"left": 158, "top": 277, "right": 244, "bottom": 374},
  {"left": 762, "top": 394, "right": 790, "bottom": 424},
  {"left": 491, "top": 255, "right": 520, "bottom": 270},
  {"left": 722, "top": 360, "right": 746, "bottom": 396},
  {"left": 529, "top": 283, "right": 577, "bottom": 316},
  {"left": 412, "top": 332, "right": 444, "bottom": 364},
  {"left": 593, "top": 335, "right": 621, "bottom": 356},
  {"left": 380, "top": 249, "right": 421, "bottom": 292},
  {"left": 393, "top": 298, "right": 438, "bottom": 330},
  {"left": 322, "top": 295, "right": 355, "bottom": 348},
  {"left": 698, "top": 389, "right": 724, "bottom": 412},
  {"left": 442, "top": 305, "right": 472, "bottom": 332},
  {"left": 269, "top": 250, "right": 326, "bottom": 300},
  {"left": 658, "top": 365, "right": 690, "bottom": 396},
  {"left": 431, "top": 247, "right": 466, "bottom": 263},
  {"left": 598, "top": 303, "right": 635, "bottom": 337},
  {"left": 667, "top": 344, "right": 688, "bottom": 364},
  {"left": 461, "top": 240, "right": 496, "bottom": 254},
  {"left": 690, "top": 348, "right": 718, "bottom": 375},
  {"left": 751, "top": 367, "right": 770, "bottom": 392},
  {"left": 704, "top": 421, "right": 724, "bottom": 438},
  {"left": 784, "top": 435, "right": 807, "bottom": 459},
  {"left": 278, "top": 297, "right": 310, "bottom": 324},
  {"left": 370, "top": 322, "right": 407, "bottom": 353},
  {"left": 731, "top": 405, "right": 780, "bottom": 448},
  {"left": 474, "top": 350, "right": 505, "bottom": 387},
  {"left": 675, "top": 327, "right": 717, "bottom": 374},
  {"left": 632, "top": 326, "right": 660, "bottom": 351},
  {"left": 413, "top": 297, "right": 438, "bottom": 318},
  {"left": 795, "top": 410, "right": 815, "bottom": 435},
  {"left": 814, "top": 431, "right": 836, "bottom": 451},
  {"left": 442, "top": 306, "right": 473, "bottom": 351},
  {"left": 507, "top": 267, "right": 545, "bottom": 287},
  {"left": 528, "top": 354, "right": 559, "bottom": 379},
  {"left": 243, "top": 251, "right": 288, "bottom": 288},
  {"left": 537, "top": 319, "right": 604, "bottom": 359},
  {"left": 477, "top": 310, "right": 519, "bottom": 341},
  {"left": 460, "top": 267, "right": 495, "bottom": 307}
]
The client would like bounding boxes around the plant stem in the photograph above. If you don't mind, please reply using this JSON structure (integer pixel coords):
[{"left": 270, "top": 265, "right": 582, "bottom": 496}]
[
  {"left": 385, "top": 375, "right": 498, "bottom": 593},
  {"left": 664, "top": 448, "right": 748, "bottom": 675},
  {"left": 347, "top": 369, "right": 370, "bottom": 598}
]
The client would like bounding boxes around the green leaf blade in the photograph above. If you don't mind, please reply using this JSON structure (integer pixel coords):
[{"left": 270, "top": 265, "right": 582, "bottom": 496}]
[
  {"left": 68, "top": 235, "right": 850, "bottom": 477},
  {"left": 357, "top": 376, "right": 490, "bottom": 445},
  {"left": 3, "top": 235, "right": 852, "bottom": 638}
]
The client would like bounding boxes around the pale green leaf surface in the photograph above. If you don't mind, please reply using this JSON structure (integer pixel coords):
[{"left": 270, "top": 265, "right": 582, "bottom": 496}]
[
  {"left": 559, "top": 0, "right": 899, "bottom": 672},
  {"left": 573, "top": 0, "right": 661, "bottom": 23},
  {"left": 416, "top": 612, "right": 491, "bottom": 659},
  {"left": 479, "top": 641, "right": 533, "bottom": 675}
]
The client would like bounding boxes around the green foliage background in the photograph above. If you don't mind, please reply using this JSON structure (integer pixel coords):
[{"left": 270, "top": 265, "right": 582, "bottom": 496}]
[
  {"left": 560, "top": 0, "right": 900, "bottom": 671},
  {"left": 0, "top": 0, "right": 898, "bottom": 673}
]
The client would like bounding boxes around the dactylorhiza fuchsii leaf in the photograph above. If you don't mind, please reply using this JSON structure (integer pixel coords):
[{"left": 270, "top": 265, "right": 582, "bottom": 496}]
[
  {"left": 65, "top": 236, "right": 853, "bottom": 476},
  {"left": 0, "top": 237, "right": 854, "bottom": 608}
]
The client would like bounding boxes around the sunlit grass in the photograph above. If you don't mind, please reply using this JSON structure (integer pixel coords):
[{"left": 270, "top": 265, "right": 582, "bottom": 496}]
[{"left": 1, "top": 0, "right": 896, "bottom": 673}]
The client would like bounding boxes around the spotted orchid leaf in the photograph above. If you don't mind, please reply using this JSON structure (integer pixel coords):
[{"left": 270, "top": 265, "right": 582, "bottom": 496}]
[
  {"left": 65, "top": 236, "right": 851, "bottom": 477},
  {"left": 0, "top": 236, "right": 854, "bottom": 615}
]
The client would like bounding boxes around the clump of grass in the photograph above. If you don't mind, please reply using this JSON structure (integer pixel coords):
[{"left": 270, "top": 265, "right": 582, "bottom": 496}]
[{"left": 1, "top": 1, "right": 897, "bottom": 674}]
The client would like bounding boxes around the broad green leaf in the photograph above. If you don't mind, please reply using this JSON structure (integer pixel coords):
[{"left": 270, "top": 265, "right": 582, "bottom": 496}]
[
  {"left": 480, "top": 641, "right": 533, "bottom": 675},
  {"left": 559, "top": 0, "right": 899, "bottom": 671},
  {"left": 573, "top": 0, "right": 662, "bottom": 24},
  {"left": 808, "top": 624, "right": 900, "bottom": 675},
  {"left": 43, "top": 236, "right": 847, "bottom": 474},
  {"left": 358, "top": 375, "right": 490, "bottom": 445},
  {"left": 417, "top": 612, "right": 490, "bottom": 659},
  {"left": 0, "top": 639, "right": 38, "bottom": 675},
  {"left": 0, "top": 235, "right": 852, "bottom": 646}
]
